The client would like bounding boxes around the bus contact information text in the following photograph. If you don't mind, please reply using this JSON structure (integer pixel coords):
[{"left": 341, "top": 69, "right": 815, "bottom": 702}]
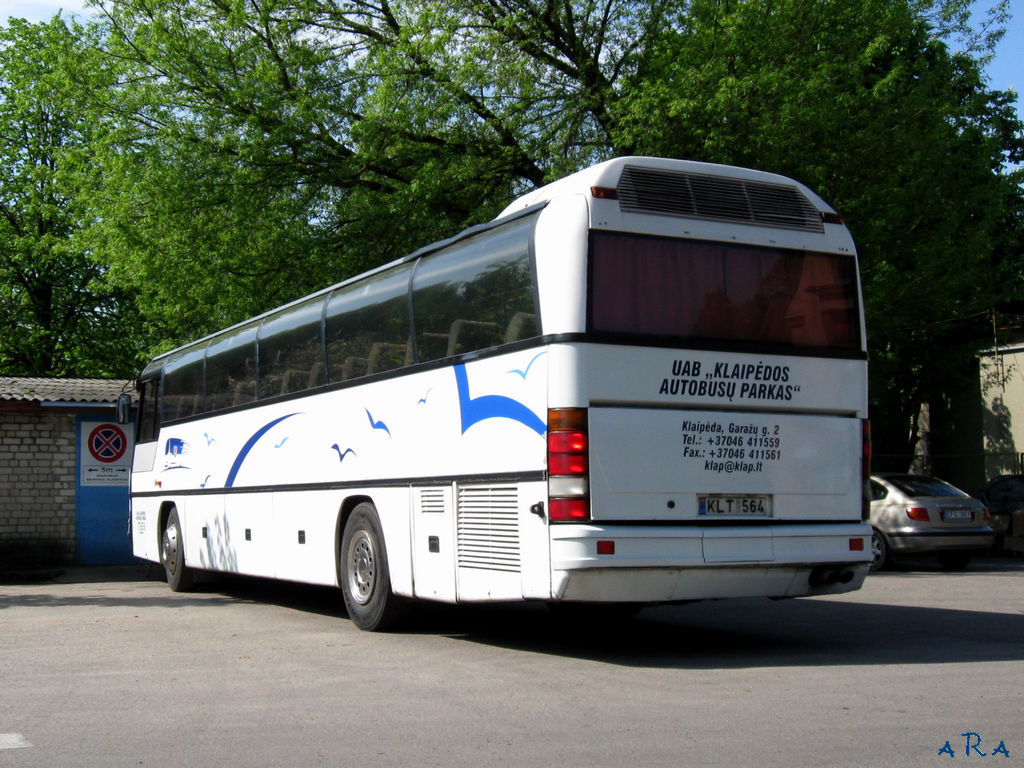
[{"left": 680, "top": 418, "right": 784, "bottom": 474}]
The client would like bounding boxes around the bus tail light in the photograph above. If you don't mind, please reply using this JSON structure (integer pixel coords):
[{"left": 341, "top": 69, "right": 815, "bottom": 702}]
[
  {"left": 548, "top": 408, "right": 589, "bottom": 522},
  {"left": 862, "top": 419, "right": 871, "bottom": 521},
  {"left": 549, "top": 499, "right": 589, "bottom": 521}
]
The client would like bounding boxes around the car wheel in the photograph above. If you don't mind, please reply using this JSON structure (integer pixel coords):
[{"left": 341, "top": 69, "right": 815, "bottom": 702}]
[
  {"left": 161, "top": 507, "right": 194, "bottom": 592},
  {"left": 937, "top": 552, "right": 971, "bottom": 571},
  {"left": 869, "top": 529, "right": 890, "bottom": 572},
  {"left": 340, "top": 503, "right": 410, "bottom": 631}
]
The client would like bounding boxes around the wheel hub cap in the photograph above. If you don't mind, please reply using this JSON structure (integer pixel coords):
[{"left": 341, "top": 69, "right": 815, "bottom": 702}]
[{"left": 349, "top": 532, "right": 376, "bottom": 605}]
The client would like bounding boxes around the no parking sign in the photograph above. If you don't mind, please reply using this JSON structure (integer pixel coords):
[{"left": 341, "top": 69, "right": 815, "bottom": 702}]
[{"left": 80, "top": 421, "right": 132, "bottom": 485}]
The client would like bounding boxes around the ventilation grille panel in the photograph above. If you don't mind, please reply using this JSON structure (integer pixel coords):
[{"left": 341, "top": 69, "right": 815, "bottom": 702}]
[
  {"left": 418, "top": 487, "right": 446, "bottom": 514},
  {"left": 457, "top": 485, "right": 520, "bottom": 573},
  {"left": 617, "top": 166, "right": 824, "bottom": 233}
]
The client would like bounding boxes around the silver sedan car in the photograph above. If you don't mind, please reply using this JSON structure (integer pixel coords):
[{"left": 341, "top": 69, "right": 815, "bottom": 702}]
[{"left": 869, "top": 474, "right": 994, "bottom": 571}]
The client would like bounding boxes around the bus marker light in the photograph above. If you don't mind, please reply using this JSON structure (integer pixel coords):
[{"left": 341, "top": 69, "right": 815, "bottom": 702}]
[
  {"left": 591, "top": 186, "right": 619, "bottom": 200},
  {"left": 597, "top": 540, "right": 615, "bottom": 555},
  {"left": 549, "top": 408, "right": 586, "bottom": 430}
]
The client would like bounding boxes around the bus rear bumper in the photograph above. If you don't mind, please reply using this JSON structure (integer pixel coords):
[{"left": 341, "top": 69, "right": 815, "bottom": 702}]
[{"left": 549, "top": 523, "right": 871, "bottom": 602}]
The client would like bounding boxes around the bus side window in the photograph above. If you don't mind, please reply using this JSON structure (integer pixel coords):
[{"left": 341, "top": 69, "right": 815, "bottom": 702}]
[
  {"left": 257, "top": 297, "right": 326, "bottom": 399},
  {"left": 205, "top": 324, "right": 258, "bottom": 411},
  {"left": 325, "top": 265, "right": 412, "bottom": 382},
  {"left": 446, "top": 320, "right": 500, "bottom": 357},
  {"left": 137, "top": 378, "right": 160, "bottom": 443},
  {"left": 412, "top": 215, "right": 539, "bottom": 362},
  {"left": 504, "top": 312, "right": 537, "bottom": 343},
  {"left": 161, "top": 347, "right": 205, "bottom": 422}
]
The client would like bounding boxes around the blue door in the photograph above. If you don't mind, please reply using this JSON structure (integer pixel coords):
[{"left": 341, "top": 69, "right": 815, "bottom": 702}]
[{"left": 76, "top": 416, "right": 134, "bottom": 564}]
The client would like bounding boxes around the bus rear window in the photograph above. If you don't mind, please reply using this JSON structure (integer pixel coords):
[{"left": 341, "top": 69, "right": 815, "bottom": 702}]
[{"left": 589, "top": 232, "right": 861, "bottom": 352}]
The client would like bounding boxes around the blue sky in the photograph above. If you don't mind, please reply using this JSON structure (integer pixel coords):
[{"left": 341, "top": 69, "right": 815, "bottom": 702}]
[
  {"left": 971, "top": 0, "right": 1022, "bottom": 93},
  {"left": 1, "top": 0, "right": 1021, "bottom": 95}
]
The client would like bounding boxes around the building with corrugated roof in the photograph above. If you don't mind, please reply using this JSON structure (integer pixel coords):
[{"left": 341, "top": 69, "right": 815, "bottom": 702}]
[{"left": 0, "top": 377, "right": 135, "bottom": 568}]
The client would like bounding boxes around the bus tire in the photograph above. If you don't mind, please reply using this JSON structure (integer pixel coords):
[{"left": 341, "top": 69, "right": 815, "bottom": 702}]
[
  {"left": 162, "top": 507, "right": 194, "bottom": 592},
  {"left": 340, "top": 503, "right": 409, "bottom": 631}
]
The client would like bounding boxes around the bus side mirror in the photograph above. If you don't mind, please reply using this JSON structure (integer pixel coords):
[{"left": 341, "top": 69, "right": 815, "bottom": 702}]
[{"left": 116, "top": 393, "right": 133, "bottom": 425}]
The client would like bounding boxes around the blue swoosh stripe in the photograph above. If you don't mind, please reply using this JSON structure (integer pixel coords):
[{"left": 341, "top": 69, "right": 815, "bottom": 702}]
[
  {"left": 225, "top": 413, "right": 298, "bottom": 488},
  {"left": 454, "top": 364, "right": 546, "bottom": 435}
]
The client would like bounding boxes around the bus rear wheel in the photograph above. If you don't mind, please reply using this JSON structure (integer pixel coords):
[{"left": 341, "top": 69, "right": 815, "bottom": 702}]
[
  {"left": 161, "top": 507, "right": 194, "bottom": 592},
  {"left": 340, "top": 503, "right": 409, "bottom": 631}
]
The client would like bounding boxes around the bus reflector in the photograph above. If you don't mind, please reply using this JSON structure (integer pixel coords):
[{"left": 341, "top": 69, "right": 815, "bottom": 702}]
[
  {"left": 597, "top": 540, "right": 615, "bottom": 555},
  {"left": 849, "top": 538, "right": 864, "bottom": 551},
  {"left": 548, "top": 408, "right": 590, "bottom": 522}
]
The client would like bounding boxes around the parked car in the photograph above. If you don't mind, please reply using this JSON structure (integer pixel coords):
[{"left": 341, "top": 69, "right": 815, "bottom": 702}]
[
  {"left": 980, "top": 474, "right": 1024, "bottom": 551},
  {"left": 869, "top": 474, "right": 993, "bottom": 571}
]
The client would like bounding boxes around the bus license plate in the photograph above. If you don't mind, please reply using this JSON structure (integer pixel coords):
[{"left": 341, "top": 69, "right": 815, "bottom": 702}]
[{"left": 699, "top": 494, "right": 772, "bottom": 517}]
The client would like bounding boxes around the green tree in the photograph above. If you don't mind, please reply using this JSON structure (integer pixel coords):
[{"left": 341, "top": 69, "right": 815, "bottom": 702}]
[
  {"left": 612, "top": 0, "right": 1024, "bottom": 457},
  {"left": 84, "top": 0, "right": 1022, "bottom": 464},
  {"left": 0, "top": 16, "right": 142, "bottom": 376},
  {"left": 87, "top": 0, "right": 672, "bottom": 347}
]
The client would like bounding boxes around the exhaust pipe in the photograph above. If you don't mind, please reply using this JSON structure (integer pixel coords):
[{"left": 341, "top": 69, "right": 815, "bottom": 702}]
[{"left": 809, "top": 567, "right": 855, "bottom": 587}]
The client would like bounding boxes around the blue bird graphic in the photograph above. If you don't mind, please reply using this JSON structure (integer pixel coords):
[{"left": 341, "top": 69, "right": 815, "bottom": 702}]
[
  {"left": 204, "top": 433, "right": 215, "bottom": 446},
  {"left": 418, "top": 387, "right": 433, "bottom": 404},
  {"left": 507, "top": 351, "right": 548, "bottom": 380},
  {"left": 365, "top": 408, "right": 391, "bottom": 437},
  {"left": 331, "top": 444, "right": 356, "bottom": 462}
]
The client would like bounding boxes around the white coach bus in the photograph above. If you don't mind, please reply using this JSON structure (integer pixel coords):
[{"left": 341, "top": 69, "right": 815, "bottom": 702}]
[{"left": 126, "top": 156, "right": 872, "bottom": 630}]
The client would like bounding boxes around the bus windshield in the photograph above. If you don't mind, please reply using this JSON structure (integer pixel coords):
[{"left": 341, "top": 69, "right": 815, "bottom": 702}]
[{"left": 589, "top": 231, "right": 861, "bottom": 352}]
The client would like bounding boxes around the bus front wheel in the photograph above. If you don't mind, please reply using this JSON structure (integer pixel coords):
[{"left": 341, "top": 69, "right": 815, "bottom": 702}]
[
  {"left": 161, "top": 507, "right": 194, "bottom": 592},
  {"left": 340, "top": 503, "right": 409, "bottom": 631}
]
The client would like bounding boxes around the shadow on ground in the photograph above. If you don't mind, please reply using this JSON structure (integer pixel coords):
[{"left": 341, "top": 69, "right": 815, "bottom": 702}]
[{"left": 3, "top": 557, "right": 1021, "bottom": 671}]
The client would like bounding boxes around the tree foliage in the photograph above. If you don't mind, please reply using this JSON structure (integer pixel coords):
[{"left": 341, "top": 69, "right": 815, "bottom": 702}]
[
  {"left": 0, "top": 0, "right": 1021, "bottom": 459},
  {"left": 0, "top": 17, "right": 142, "bottom": 375},
  {"left": 610, "top": 0, "right": 1024, "bottom": 453}
]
